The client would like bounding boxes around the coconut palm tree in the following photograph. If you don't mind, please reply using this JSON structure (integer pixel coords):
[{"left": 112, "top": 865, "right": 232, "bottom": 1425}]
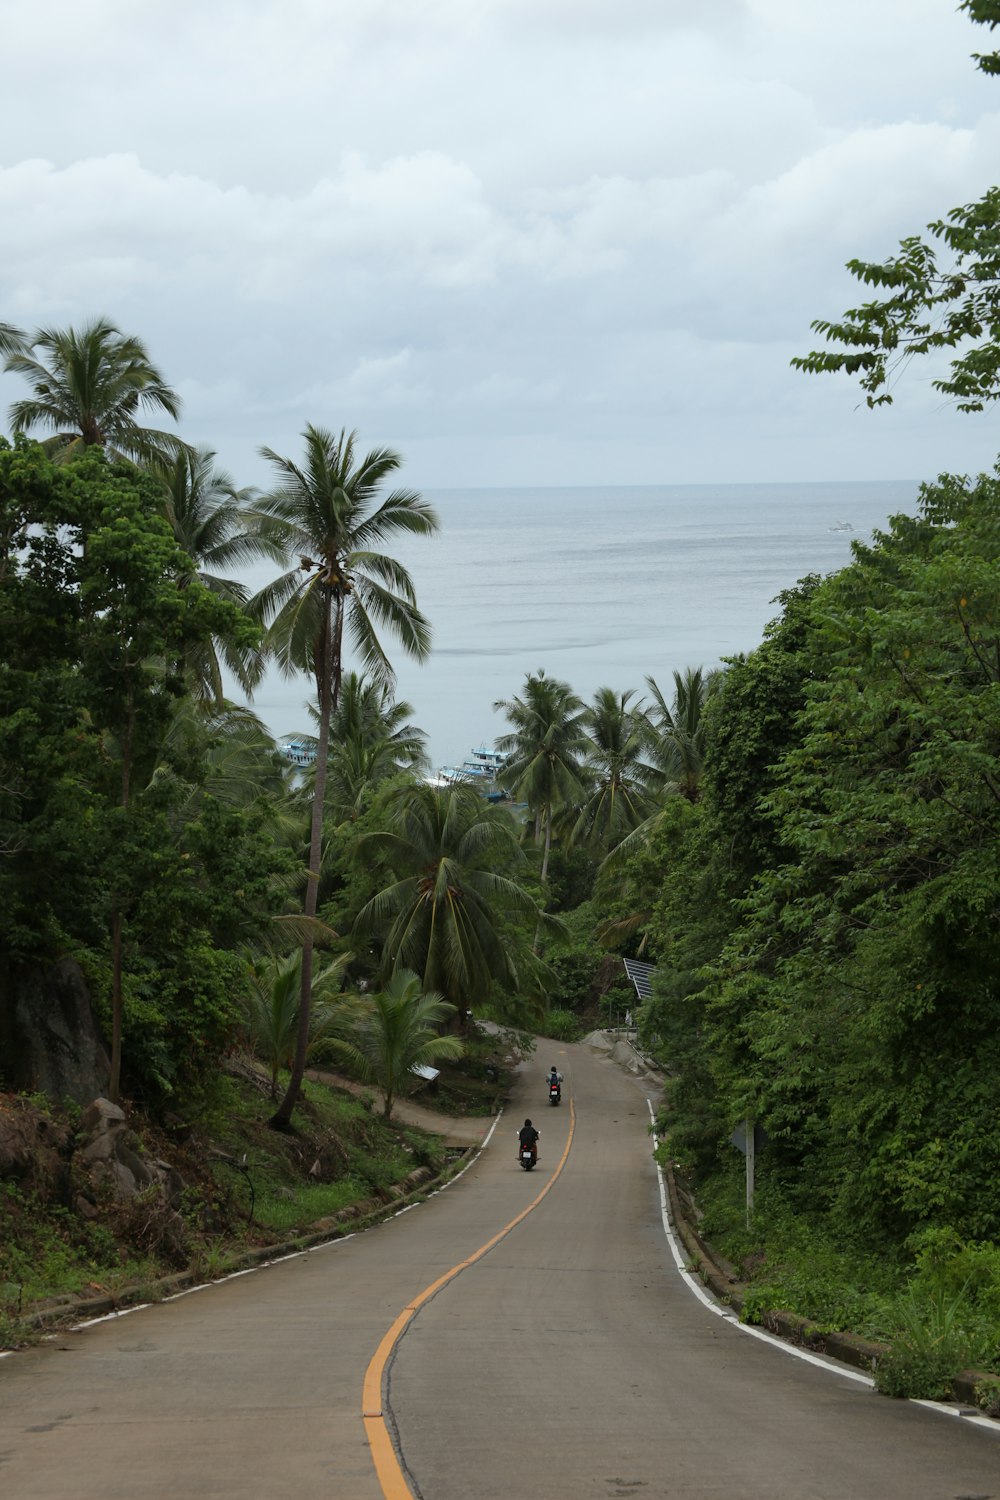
[
  {"left": 334, "top": 969, "right": 464, "bottom": 1118},
  {"left": 297, "top": 672, "right": 429, "bottom": 824},
  {"left": 152, "top": 699, "right": 287, "bottom": 811},
  {"left": 594, "top": 667, "right": 726, "bottom": 948},
  {"left": 4, "top": 318, "right": 185, "bottom": 464},
  {"left": 354, "top": 781, "right": 552, "bottom": 1024},
  {"left": 150, "top": 446, "right": 281, "bottom": 702},
  {"left": 248, "top": 425, "right": 437, "bottom": 1128},
  {"left": 644, "top": 667, "right": 724, "bottom": 802},
  {"left": 330, "top": 671, "right": 428, "bottom": 775},
  {"left": 0, "top": 323, "right": 25, "bottom": 358},
  {"left": 243, "top": 949, "right": 355, "bottom": 1097},
  {"left": 494, "top": 670, "right": 588, "bottom": 882},
  {"left": 572, "top": 686, "right": 658, "bottom": 851}
]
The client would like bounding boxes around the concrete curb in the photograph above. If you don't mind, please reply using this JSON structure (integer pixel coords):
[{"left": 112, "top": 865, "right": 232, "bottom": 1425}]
[
  {"left": 12, "top": 1148, "right": 477, "bottom": 1338},
  {"left": 661, "top": 1156, "right": 993, "bottom": 1406}
]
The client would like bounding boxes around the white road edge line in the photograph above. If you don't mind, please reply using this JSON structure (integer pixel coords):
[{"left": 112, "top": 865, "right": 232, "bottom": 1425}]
[
  {"left": 0, "top": 1108, "right": 505, "bottom": 1350},
  {"left": 644, "top": 1098, "right": 1000, "bottom": 1434}
]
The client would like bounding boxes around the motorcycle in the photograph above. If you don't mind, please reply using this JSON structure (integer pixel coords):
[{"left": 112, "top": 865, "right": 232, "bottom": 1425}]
[
  {"left": 518, "top": 1141, "right": 537, "bottom": 1170},
  {"left": 548, "top": 1080, "right": 561, "bottom": 1106}
]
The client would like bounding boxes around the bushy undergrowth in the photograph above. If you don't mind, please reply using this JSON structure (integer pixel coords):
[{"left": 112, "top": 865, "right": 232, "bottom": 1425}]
[
  {"left": 535, "top": 1008, "right": 584, "bottom": 1042},
  {"left": 697, "top": 1170, "right": 898, "bottom": 1339},
  {"left": 0, "top": 1183, "right": 161, "bottom": 1312},
  {"left": 687, "top": 1164, "right": 1000, "bottom": 1397},
  {"left": 0, "top": 1071, "right": 459, "bottom": 1346}
]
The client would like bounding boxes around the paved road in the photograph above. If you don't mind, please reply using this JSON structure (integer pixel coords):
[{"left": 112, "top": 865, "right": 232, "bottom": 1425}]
[{"left": 2, "top": 1041, "right": 998, "bottom": 1499}]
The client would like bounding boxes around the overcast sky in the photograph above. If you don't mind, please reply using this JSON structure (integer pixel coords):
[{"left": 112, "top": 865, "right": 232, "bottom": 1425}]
[{"left": 3, "top": 0, "right": 1000, "bottom": 490}]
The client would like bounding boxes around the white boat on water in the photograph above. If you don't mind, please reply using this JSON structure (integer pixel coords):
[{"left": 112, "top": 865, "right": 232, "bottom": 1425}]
[
  {"left": 279, "top": 734, "right": 316, "bottom": 767},
  {"left": 828, "top": 520, "right": 854, "bottom": 533},
  {"left": 436, "top": 746, "right": 509, "bottom": 800}
]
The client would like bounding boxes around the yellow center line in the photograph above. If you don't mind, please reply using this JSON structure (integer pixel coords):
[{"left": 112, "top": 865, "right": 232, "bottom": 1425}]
[{"left": 362, "top": 1099, "right": 577, "bottom": 1499}]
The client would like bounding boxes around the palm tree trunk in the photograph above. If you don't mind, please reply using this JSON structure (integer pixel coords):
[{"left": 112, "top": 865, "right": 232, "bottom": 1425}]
[
  {"left": 540, "top": 807, "right": 553, "bottom": 883},
  {"left": 270, "top": 589, "right": 336, "bottom": 1129}
]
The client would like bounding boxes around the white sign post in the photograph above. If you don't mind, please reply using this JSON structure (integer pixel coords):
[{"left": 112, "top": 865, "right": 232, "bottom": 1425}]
[
  {"left": 745, "top": 1117, "right": 754, "bottom": 1228},
  {"left": 730, "top": 1118, "right": 756, "bottom": 1228}
]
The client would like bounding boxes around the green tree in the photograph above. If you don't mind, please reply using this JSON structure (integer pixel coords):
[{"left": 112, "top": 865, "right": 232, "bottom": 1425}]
[
  {"left": 572, "top": 686, "right": 657, "bottom": 851},
  {"left": 151, "top": 447, "right": 279, "bottom": 702},
  {"left": 243, "top": 949, "right": 353, "bottom": 1096},
  {"left": 249, "top": 425, "right": 437, "bottom": 1128},
  {"left": 151, "top": 699, "right": 289, "bottom": 819},
  {"left": 700, "top": 580, "right": 821, "bottom": 883},
  {"left": 335, "top": 969, "right": 464, "bottom": 1118},
  {"left": 494, "top": 670, "right": 588, "bottom": 882},
  {"left": 594, "top": 665, "right": 724, "bottom": 945},
  {"left": 0, "top": 441, "right": 254, "bottom": 1101},
  {"left": 329, "top": 672, "right": 427, "bottom": 777},
  {"left": 699, "top": 476, "right": 1000, "bottom": 1240},
  {"left": 4, "top": 319, "right": 185, "bottom": 463},
  {"left": 353, "top": 781, "right": 551, "bottom": 1024},
  {"left": 792, "top": 3, "right": 1000, "bottom": 411},
  {"left": 644, "top": 667, "right": 723, "bottom": 803},
  {"left": 301, "top": 672, "right": 428, "bottom": 825},
  {"left": 78, "top": 470, "right": 248, "bottom": 1101}
]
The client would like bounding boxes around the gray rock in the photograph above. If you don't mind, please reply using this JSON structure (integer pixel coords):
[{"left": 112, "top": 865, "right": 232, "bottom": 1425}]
[
  {"left": 610, "top": 1039, "right": 644, "bottom": 1073},
  {"left": 79, "top": 1098, "right": 128, "bottom": 1164},
  {"left": 582, "top": 1030, "right": 614, "bottom": 1051},
  {"left": 0, "top": 958, "right": 110, "bottom": 1105}
]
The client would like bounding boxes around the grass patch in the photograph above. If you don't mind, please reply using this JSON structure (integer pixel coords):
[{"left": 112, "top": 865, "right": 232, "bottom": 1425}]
[{"left": 253, "top": 1178, "right": 369, "bottom": 1233}]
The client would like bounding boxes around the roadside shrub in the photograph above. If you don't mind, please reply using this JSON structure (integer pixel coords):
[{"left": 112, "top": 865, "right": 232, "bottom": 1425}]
[
  {"left": 975, "top": 1377, "right": 1000, "bottom": 1417},
  {"left": 536, "top": 1008, "right": 582, "bottom": 1042},
  {"left": 873, "top": 1285, "right": 989, "bottom": 1398}
]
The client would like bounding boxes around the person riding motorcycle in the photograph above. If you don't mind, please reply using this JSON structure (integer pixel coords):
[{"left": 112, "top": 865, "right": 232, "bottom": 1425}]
[
  {"left": 518, "top": 1118, "right": 539, "bottom": 1163},
  {"left": 547, "top": 1066, "right": 562, "bottom": 1101}
]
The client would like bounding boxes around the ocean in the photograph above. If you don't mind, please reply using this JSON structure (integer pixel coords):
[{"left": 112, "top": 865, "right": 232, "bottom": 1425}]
[{"left": 238, "top": 479, "right": 920, "bottom": 771}]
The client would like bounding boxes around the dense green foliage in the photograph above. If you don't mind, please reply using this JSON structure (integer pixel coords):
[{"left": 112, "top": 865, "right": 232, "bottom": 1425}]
[
  {"left": 352, "top": 780, "right": 554, "bottom": 1019},
  {"left": 0, "top": 439, "right": 290, "bottom": 1105},
  {"left": 641, "top": 473, "right": 1000, "bottom": 1256},
  {"left": 794, "top": 3, "right": 1000, "bottom": 411},
  {"left": 331, "top": 969, "right": 464, "bottom": 1118}
]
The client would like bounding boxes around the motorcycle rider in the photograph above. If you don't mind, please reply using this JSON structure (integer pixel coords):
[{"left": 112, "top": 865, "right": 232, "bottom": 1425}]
[
  {"left": 518, "top": 1118, "right": 539, "bottom": 1163},
  {"left": 547, "top": 1065, "right": 562, "bottom": 1098}
]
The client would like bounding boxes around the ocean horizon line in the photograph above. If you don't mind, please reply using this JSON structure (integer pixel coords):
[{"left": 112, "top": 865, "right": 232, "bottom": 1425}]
[{"left": 418, "top": 476, "right": 921, "bottom": 493}]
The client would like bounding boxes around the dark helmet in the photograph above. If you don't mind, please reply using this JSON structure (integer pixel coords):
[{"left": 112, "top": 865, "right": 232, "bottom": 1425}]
[{"left": 524, "top": 1118, "right": 532, "bottom": 1127}]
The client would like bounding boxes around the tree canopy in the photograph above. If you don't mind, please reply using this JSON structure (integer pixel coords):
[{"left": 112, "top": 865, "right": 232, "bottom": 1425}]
[
  {"left": 249, "top": 425, "right": 437, "bottom": 1127},
  {"left": 637, "top": 473, "right": 1000, "bottom": 1242},
  {"left": 4, "top": 319, "right": 186, "bottom": 463},
  {"left": 793, "top": 2, "right": 1000, "bottom": 411}
]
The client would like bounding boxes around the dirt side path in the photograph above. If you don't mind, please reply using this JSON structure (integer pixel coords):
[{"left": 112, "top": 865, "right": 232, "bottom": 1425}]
[{"left": 306, "top": 1068, "right": 496, "bottom": 1146}]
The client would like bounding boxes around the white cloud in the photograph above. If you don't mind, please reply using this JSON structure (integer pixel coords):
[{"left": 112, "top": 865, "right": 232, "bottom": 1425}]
[{"left": 2, "top": 1, "right": 1000, "bottom": 488}]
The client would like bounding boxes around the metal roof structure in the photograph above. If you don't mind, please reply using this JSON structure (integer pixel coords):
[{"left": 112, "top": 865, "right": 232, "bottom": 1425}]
[
  {"left": 409, "top": 1063, "right": 440, "bottom": 1082},
  {"left": 622, "top": 958, "right": 657, "bottom": 1000}
]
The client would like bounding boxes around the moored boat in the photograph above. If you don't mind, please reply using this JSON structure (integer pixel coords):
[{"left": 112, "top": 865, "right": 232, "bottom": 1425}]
[
  {"left": 279, "top": 734, "right": 316, "bottom": 767},
  {"left": 437, "top": 746, "right": 509, "bottom": 799}
]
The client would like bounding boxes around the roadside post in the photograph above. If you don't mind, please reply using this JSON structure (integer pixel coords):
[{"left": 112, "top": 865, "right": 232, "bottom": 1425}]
[{"left": 730, "top": 1120, "right": 764, "bottom": 1228}]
